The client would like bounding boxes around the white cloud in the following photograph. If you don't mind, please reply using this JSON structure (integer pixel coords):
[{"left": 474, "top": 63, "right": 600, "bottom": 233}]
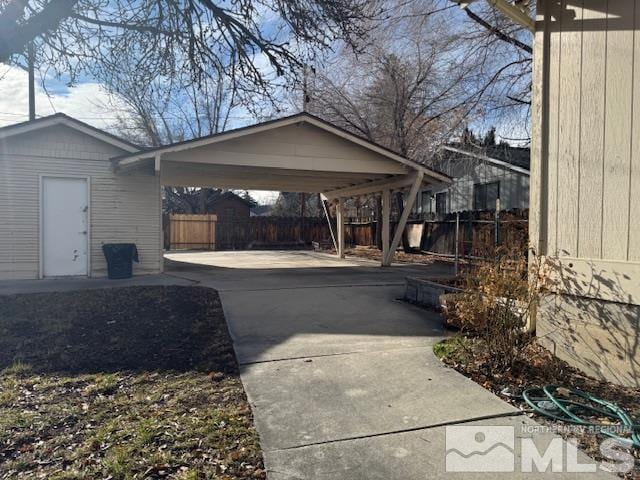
[{"left": 0, "top": 66, "right": 126, "bottom": 130}]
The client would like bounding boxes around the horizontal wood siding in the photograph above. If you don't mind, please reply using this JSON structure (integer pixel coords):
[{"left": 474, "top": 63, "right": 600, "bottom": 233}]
[
  {"left": 0, "top": 125, "right": 161, "bottom": 280},
  {"left": 535, "top": 0, "right": 640, "bottom": 303}
]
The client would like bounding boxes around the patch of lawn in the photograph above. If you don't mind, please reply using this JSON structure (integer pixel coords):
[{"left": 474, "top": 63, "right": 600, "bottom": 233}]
[
  {"left": 0, "top": 286, "right": 264, "bottom": 479},
  {"left": 432, "top": 336, "right": 473, "bottom": 363}
]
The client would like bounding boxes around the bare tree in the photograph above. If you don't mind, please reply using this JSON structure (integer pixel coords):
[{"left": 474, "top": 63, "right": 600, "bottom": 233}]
[
  {"left": 104, "top": 52, "right": 251, "bottom": 214},
  {"left": 1, "top": 0, "right": 377, "bottom": 99},
  {"left": 108, "top": 58, "right": 241, "bottom": 146},
  {"left": 308, "top": 6, "right": 478, "bottom": 163}
]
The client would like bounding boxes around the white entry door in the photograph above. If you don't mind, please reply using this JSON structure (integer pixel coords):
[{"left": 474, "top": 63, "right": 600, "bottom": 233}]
[{"left": 42, "top": 177, "right": 89, "bottom": 277}]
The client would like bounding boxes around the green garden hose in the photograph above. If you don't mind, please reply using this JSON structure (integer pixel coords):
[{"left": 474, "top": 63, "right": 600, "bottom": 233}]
[{"left": 521, "top": 385, "right": 640, "bottom": 448}]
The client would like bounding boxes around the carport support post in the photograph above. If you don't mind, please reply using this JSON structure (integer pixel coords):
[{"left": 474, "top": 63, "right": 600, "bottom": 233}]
[
  {"left": 381, "top": 189, "right": 390, "bottom": 266},
  {"left": 336, "top": 197, "right": 345, "bottom": 258},
  {"left": 383, "top": 172, "right": 423, "bottom": 266}
]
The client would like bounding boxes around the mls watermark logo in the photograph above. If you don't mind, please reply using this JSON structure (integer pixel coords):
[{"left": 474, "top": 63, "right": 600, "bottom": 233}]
[
  {"left": 445, "top": 426, "right": 515, "bottom": 472},
  {"left": 445, "top": 425, "right": 636, "bottom": 473}
]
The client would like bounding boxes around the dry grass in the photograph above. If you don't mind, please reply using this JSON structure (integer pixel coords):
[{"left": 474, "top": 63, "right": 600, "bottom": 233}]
[{"left": 0, "top": 286, "right": 264, "bottom": 480}]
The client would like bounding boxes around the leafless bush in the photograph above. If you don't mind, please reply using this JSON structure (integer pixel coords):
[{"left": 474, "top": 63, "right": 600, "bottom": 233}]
[{"left": 450, "top": 248, "right": 555, "bottom": 371}]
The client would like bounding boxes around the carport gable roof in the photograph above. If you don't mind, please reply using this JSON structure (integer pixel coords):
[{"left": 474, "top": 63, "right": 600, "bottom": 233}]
[{"left": 112, "top": 113, "right": 451, "bottom": 191}]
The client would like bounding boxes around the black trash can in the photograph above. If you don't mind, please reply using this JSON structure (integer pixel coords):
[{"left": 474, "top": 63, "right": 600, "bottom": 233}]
[{"left": 102, "top": 243, "right": 139, "bottom": 279}]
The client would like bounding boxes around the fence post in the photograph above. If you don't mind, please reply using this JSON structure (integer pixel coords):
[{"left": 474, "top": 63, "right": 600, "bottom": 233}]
[
  {"left": 454, "top": 212, "right": 460, "bottom": 276},
  {"left": 495, "top": 198, "right": 501, "bottom": 248}
]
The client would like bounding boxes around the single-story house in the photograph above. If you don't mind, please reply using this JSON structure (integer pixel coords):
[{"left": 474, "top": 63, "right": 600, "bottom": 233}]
[
  {"left": 0, "top": 112, "right": 450, "bottom": 280},
  {"left": 414, "top": 144, "right": 530, "bottom": 218}
]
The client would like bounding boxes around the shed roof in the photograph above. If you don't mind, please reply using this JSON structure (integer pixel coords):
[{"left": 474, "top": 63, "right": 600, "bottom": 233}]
[{"left": 0, "top": 113, "right": 141, "bottom": 152}]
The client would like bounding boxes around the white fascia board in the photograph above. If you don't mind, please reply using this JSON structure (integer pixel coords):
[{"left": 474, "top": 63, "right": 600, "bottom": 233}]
[{"left": 452, "top": 0, "right": 534, "bottom": 32}]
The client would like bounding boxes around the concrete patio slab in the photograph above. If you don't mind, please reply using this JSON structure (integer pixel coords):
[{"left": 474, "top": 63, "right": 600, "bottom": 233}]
[
  {"left": 265, "top": 416, "right": 614, "bottom": 480},
  {"left": 240, "top": 347, "right": 518, "bottom": 450},
  {"left": 164, "top": 251, "right": 454, "bottom": 292},
  {"left": 165, "top": 250, "right": 371, "bottom": 269},
  {"left": 0, "top": 251, "right": 616, "bottom": 479}
]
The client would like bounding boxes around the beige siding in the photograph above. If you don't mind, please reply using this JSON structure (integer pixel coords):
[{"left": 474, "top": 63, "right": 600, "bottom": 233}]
[
  {"left": 533, "top": 0, "right": 640, "bottom": 386},
  {"left": 163, "top": 123, "right": 408, "bottom": 175},
  {"left": 0, "top": 125, "right": 161, "bottom": 280},
  {"left": 533, "top": 0, "right": 640, "bottom": 301}
]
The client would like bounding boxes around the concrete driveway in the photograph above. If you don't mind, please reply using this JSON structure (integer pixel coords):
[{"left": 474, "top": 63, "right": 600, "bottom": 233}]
[{"left": 164, "top": 251, "right": 612, "bottom": 479}]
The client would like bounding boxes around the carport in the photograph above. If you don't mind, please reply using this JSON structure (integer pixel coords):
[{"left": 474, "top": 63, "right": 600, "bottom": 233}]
[{"left": 113, "top": 113, "right": 450, "bottom": 267}]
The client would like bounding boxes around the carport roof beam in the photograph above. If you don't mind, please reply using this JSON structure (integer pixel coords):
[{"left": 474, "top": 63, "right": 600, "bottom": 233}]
[{"left": 323, "top": 172, "right": 431, "bottom": 199}]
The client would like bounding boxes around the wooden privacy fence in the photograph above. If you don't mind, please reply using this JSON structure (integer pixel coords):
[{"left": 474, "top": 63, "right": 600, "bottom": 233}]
[
  {"left": 164, "top": 216, "right": 332, "bottom": 250},
  {"left": 216, "top": 217, "right": 330, "bottom": 250},
  {"left": 164, "top": 210, "right": 528, "bottom": 256},
  {"left": 344, "top": 222, "right": 377, "bottom": 246},
  {"left": 166, "top": 214, "right": 217, "bottom": 250},
  {"left": 421, "top": 210, "right": 528, "bottom": 257}
]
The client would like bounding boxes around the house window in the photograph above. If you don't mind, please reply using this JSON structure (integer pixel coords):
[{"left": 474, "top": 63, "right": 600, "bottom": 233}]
[
  {"left": 421, "top": 191, "right": 432, "bottom": 216},
  {"left": 473, "top": 181, "right": 500, "bottom": 210},
  {"left": 435, "top": 192, "right": 447, "bottom": 215}
]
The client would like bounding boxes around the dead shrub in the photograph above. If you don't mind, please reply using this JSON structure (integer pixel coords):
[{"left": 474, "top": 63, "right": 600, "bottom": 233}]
[{"left": 450, "top": 247, "right": 555, "bottom": 372}]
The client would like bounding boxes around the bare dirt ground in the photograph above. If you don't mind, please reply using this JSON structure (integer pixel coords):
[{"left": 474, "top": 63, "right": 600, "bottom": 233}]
[{"left": 0, "top": 286, "right": 264, "bottom": 480}]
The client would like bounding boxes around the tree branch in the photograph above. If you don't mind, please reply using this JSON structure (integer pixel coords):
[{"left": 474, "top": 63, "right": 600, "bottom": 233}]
[
  {"left": 463, "top": 7, "right": 532, "bottom": 54},
  {"left": 0, "top": 0, "right": 78, "bottom": 62}
]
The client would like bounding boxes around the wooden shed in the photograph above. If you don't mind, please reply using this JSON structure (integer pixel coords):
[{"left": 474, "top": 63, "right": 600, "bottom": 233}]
[{"left": 0, "top": 114, "right": 162, "bottom": 280}]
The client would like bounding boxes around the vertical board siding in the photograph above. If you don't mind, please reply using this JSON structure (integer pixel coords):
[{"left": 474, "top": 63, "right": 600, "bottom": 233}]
[
  {"left": 545, "top": 0, "right": 564, "bottom": 257},
  {"left": 542, "top": 0, "right": 639, "bottom": 265},
  {"left": 630, "top": 0, "right": 640, "bottom": 261},
  {"left": 0, "top": 125, "right": 161, "bottom": 280},
  {"left": 556, "top": 0, "right": 583, "bottom": 257},
  {"left": 578, "top": 0, "right": 607, "bottom": 259},
  {"left": 601, "top": 0, "right": 635, "bottom": 260}
]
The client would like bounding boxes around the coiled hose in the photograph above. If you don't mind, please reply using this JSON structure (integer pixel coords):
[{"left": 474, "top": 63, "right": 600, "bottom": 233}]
[{"left": 521, "top": 385, "right": 640, "bottom": 448}]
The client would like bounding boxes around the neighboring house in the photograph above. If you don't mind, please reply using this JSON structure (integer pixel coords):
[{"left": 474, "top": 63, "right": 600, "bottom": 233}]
[
  {"left": 414, "top": 144, "right": 530, "bottom": 218},
  {"left": 209, "top": 191, "right": 251, "bottom": 222}
]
